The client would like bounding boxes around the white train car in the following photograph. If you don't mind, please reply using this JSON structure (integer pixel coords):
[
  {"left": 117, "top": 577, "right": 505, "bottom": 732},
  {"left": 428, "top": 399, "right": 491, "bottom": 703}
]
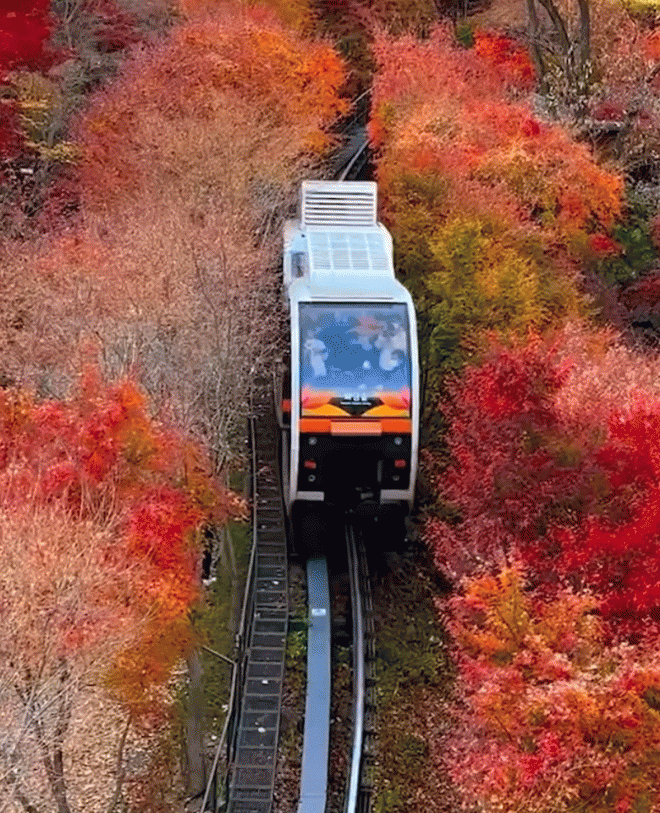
[{"left": 280, "top": 181, "right": 419, "bottom": 514}]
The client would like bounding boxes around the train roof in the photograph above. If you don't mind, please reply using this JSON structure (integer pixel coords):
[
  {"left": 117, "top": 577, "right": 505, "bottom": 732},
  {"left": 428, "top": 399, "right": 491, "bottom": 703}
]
[{"left": 284, "top": 181, "right": 411, "bottom": 303}]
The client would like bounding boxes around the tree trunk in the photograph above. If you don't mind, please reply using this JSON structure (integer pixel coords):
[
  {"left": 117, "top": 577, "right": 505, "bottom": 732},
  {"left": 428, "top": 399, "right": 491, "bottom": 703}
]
[
  {"left": 38, "top": 661, "right": 73, "bottom": 813},
  {"left": 526, "top": 0, "right": 548, "bottom": 89},
  {"left": 107, "top": 711, "right": 133, "bottom": 813},
  {"left": 577, "top": 0, "right": 591, "bottom": 70}
]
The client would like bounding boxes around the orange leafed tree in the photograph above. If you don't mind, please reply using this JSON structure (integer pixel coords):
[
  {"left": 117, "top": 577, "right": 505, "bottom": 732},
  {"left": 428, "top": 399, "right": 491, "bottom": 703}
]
[
  {"left": 370, "top": 28, "right": 622, "bottom": 245},
  {"left": 0, "top": 367, "right": 242, "bottom": 673},
  {"left": 4, "top": 3, "right": 348, "bottom": 470},
  {"left": 177, "top": 0, "right": 316, "bottom": 32},
  {"left": 423, "top": 324, "right": 660, "bottom": 811},
  {"left": 441, "top": 567, "right": 660, "bottom": 813},
  {"left": 75, "top": 6, "right": 347, "bottom": 211},
  {"left": 0, "top": 369, "right": 243, "bottom": 812}
]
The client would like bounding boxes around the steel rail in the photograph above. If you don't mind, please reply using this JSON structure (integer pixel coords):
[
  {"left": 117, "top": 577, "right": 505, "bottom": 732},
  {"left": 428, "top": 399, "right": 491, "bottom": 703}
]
[
  {"left": 345, "top": 523, "right": 366, "bottom": 813},
  {"left": 295, "top": 520, "right": 372, "bottom": 813},
  {"left": 337, "top": 137, "right": 368, "bottom": 182}
]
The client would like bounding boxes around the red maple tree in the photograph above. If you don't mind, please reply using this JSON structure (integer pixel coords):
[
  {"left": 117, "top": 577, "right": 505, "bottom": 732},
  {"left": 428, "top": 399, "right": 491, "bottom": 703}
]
[
  {"left": 0, "top": 0, "right": 57, "bottom": 159},
  {"left": 0, "top": 368, "right": 243, "bottom": 705}
]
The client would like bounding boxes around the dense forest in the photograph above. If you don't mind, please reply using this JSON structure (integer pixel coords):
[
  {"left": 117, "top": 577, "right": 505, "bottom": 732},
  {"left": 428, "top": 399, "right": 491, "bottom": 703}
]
[{"left": 3, "top": 0, "right": 660, "bottom": 811}]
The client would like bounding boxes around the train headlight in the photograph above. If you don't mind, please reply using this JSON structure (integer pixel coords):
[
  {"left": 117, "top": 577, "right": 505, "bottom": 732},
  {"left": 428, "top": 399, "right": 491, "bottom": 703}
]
[
  {"left": 308, "top": 436, "right": 318, "bottom": 445},
  {"left": 394, "top": 436, "right": 403, "bottom": 446}
]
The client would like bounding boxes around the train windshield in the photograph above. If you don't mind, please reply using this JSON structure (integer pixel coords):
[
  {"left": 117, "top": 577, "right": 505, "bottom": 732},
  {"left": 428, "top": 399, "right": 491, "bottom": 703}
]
[{"left": 299, "top": 302, "right": 411, "bottom": 418}]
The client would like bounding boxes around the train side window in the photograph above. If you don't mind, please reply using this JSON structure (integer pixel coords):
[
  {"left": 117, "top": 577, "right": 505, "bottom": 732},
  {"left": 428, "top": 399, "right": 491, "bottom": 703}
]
[{"left": 292, "top": 252, "right": 306, "bottom": 278}]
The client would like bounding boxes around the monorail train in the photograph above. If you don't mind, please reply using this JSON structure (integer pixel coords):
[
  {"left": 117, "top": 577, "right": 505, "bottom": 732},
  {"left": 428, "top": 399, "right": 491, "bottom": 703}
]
[{"left": 278, "top": 180, "right": 419, "bottom": 515}]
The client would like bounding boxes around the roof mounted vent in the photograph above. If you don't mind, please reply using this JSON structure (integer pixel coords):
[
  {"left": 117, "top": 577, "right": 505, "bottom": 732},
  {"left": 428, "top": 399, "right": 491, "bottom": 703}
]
[{"left": 301, "top": 180, "right": 377, "bottom": 228}]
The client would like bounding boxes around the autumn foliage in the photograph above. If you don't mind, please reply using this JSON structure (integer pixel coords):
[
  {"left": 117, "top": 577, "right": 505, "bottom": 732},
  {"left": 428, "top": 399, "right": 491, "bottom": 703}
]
[
  {"left": 426, "top": 326, "right": 660, "bottom": 623},
  {"left": 369, "top": 28, "right": 623, "bottom": 381},
  {"left": 178, "top": 0, "right": 316, "bottom": 32},
  {"left": 472, "top": 30, "right": 535, "bottom": 89},
  {"left": 0, "top": 369, "right": 242, "bottom": 709},
  {"left": 0, "top": 0, "right": 56, "bottom": 159},
  {"left": 443, "top": 568, "right": 660, "bottom": 813},
  {"left": 424, "top": 324, "right": 660, "bottom": 811},
  {"left": 0, "top": 4, "right": 349, "bottom": 808},
  {"left": 75, "top": 7, "right": 347, "bottom": 210},
  {"left": 0, "top": 0, "right": 54, "bottom": 74},
  {"left": 0, "top": 2, "right": 348, "bottom": 468}
]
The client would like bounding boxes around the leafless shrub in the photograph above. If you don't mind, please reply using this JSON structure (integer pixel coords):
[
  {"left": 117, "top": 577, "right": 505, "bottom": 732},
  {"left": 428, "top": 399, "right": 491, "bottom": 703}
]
[
  {"left": 0, "top": 98, "right": 309, "bottom": 465},
  {"left": 0, "top": 502, "right": 149, "bottom": 813},
  {"left": 92, "top": 184, "right": 288, "bottom": 468}
]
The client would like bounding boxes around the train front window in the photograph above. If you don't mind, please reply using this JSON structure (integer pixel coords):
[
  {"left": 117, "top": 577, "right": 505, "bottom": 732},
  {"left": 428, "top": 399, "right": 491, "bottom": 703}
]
[{"left": 299, "top": 303, "right": 411, "bottom": 418}]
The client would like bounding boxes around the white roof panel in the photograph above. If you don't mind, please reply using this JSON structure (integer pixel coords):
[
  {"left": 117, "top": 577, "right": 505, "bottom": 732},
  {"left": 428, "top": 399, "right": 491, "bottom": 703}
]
[{"left": 307, "top": 230, "right": 392, "bottom": 278}]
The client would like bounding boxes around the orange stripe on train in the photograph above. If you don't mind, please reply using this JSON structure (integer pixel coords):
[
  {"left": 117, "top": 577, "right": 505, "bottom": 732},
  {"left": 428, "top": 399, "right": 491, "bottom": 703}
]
[{"left": 298, "top": 418, "right": 412, "bottom": 435}]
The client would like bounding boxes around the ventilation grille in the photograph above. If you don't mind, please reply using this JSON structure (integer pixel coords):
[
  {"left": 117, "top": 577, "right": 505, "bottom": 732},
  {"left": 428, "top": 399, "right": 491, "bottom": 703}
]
[
  {"left": 301, "top": 181, "right": 377, "bottom": 228},
  {"left": 308, "top": 231, "right": 390, "bottom": 274}
]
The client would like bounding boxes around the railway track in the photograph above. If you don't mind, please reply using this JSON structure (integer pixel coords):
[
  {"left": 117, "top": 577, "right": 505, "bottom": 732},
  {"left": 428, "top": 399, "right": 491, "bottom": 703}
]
[
  {"left": 197, "top": 397, "right": 376, "bottom": 810},
  {"left": 344, "top": 523, "right": 376, "bottom": 813},
  {"left": 200, "top": 135, "right": 377, "bottom": 812},
  {"left": 198, "top": 404, "right": 379, "bottom": 813},
  {"left": 202, "top": 404, "right": 377, "bottom": 813},
  {"left": 225, "top": 391, "right": 289, "bottom": 813},
  {"left": 202, "top": 462, "right": 377, "bottom": 813},
  {"left": 200, "top": 412, "right": 375, "bottom": 813},
  {"left": 296, "top": 519, "right": 375, "bottom": 813}
]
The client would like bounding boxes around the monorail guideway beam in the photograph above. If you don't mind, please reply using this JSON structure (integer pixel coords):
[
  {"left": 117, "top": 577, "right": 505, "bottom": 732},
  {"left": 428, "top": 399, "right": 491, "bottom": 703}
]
[{"left": 298, "top": 557, "right": 331, "bottom": 813}]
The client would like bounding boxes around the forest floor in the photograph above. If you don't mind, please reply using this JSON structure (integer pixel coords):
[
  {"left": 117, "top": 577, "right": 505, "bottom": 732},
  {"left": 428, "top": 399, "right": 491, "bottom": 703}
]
[{"left": 369, "top": 527, "right": 460, "bottom": 813}]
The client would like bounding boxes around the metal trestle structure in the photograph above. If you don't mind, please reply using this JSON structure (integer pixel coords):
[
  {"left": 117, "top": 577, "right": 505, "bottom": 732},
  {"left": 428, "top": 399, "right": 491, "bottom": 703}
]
[{"left": 227, "top": 394, "right": 288, "bottom": 813}]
